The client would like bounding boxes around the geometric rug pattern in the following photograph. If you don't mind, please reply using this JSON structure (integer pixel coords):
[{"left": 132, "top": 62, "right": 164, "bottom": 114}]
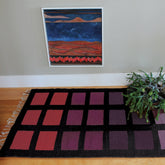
[{"left": 0, "top": 88, "right": 165, "bottom": 157}]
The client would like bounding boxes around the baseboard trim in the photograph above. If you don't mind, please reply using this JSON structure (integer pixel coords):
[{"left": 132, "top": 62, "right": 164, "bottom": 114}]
[{"left": 0, "top": 73, "right": 128, "bottom": 88}]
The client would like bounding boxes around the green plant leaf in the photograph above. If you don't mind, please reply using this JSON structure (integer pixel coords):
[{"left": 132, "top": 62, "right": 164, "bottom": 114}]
[
  {"left": 124, "top": 67, "right": 165, "bottom": 122},
  {"left": 155, "top": 109, "right": 161, "bottom": 121}
]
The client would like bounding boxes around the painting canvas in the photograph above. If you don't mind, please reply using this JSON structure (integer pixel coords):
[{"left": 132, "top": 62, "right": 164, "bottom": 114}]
[{"left": 42, "top": 8, "right": 103, "bottom": 66}]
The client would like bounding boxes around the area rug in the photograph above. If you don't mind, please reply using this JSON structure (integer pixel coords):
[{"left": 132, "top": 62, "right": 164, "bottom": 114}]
[{"left": 0, "top": 88, "right": 165, "bottom": 157}]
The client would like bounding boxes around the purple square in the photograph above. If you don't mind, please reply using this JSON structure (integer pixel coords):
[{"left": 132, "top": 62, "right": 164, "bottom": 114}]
[
  {"left": 61, "top": 131, "right": 80, "bottom": 150},
  {"left": 87, "top": 110, "right": 104, "bottom": 125},
  {"left": 109, "top": 131, "right": 128, "bottom": 150},
  {"left": 132, "top": 113, "right": 150, "bottom": 125},
  {"left": 109, "top": 110, "right": 126, "bottom": 125},
  {"left": 66, "top": 110, "right": 83, "bottom": 125},
  {"left": 134, "top": 131, "right": 154, "bottom": 150},
  {"left": 153, "top": 110, "right": 165, "bottom": 124},
  {"left": 158, "top": 130, "right": 165, "bottom": 149},
  {"left": 109, "top": 92, "right": 124, "bottom": 105},
  {"left": 71, "top": 93, "right": 86, "bottom": 105},
  {"left": 84, "top": 131, "right": 103, "bottom": 150},
  {"left": 89, "top": 92, "right": 104, "bottom": 105}
]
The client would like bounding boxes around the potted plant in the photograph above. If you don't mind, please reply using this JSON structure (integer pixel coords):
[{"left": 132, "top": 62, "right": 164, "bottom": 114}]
[{"left": 124, "top": 67, "right": 165, "bottom": 122}]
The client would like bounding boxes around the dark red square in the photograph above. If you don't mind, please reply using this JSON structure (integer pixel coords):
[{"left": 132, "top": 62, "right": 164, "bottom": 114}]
[
  {"left": 30, "top": 93, "right": 49, "bottom": 105},
  {"left": 43, "top": 110, "right": 63, "bottom": 125},
  {"left": 50, "top": 92, "right": 68, "bottom": 105},
  {"left": 21, "top": 110, "right": 41, "bottom": 125},
  {"left": 10, "top": 131, "right": 34, "bottom": 150},
  {"left": 35, "top": 131, "right": 57, "bottom": 150}
]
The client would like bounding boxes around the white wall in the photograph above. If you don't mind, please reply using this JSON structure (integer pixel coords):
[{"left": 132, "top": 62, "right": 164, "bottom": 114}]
[{"left": 0, "top": 0, "right": 165, "bottom": 76}]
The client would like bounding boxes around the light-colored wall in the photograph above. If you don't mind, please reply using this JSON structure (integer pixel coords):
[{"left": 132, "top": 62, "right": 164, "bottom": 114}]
[{"left": 0, "top": 0, "right": 165, "bottom": 76}]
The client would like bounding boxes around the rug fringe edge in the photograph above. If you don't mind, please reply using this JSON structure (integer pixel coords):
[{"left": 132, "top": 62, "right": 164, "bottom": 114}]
[{"left": 0, "top": 89, "right": 30, "bottom": 149}]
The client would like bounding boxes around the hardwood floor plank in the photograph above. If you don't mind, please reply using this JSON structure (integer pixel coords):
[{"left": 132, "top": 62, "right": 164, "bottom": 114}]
[
  {"left": 0, "top": 88, "right": 28, "bottom": 100},
  {"left": 0, "top": 157, "right": 165, "bottom": 165}
]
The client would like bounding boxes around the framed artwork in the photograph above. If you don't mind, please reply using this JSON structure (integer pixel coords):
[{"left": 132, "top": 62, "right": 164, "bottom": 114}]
[{"left": 42, "top": 8, "right": 103, "bottom": 67}]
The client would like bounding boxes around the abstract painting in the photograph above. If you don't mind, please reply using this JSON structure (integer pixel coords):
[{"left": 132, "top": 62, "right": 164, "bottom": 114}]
[{"left": 42, "top": 8, "right": 103, "bottom": 66}]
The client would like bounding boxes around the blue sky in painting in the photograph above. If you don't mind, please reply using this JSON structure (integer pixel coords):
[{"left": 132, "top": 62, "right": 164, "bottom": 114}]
[{"left": 44, "top": 9, "right": 102, "bottom": 42}]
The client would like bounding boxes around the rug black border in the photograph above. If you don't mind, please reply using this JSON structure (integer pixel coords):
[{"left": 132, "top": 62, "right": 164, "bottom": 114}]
[{"left": 0, "top": 88, "right": 165, "bottom": 158}]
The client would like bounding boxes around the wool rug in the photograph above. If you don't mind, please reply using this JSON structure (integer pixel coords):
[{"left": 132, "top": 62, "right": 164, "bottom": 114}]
[{"left": 0, "top": 88, "right": 165, "bottom": 157}]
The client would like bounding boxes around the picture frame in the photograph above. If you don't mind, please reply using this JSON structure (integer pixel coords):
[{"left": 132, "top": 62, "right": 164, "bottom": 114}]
[{"left": 41, "top": 7, "right": 103, "bottom": 67}]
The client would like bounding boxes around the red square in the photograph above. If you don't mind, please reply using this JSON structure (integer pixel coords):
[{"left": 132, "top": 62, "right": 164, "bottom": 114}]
[
  {"left": 50, "top": 93, "right": 68, "bottom": 105},
  {"left": 21, "top": 110, "right": 41, "bottom": 125},
  {"left": 30, "top": 93, "right": 49, "bottom": 105},
  {"left": 43, "top": 110, "right": 63, "bottom": 125},
  {"left": 35, "top": 131, "right": 57, "bottom": 150},
  {"left": 10, "top": 131, "right": 34, "bottom": 150}
]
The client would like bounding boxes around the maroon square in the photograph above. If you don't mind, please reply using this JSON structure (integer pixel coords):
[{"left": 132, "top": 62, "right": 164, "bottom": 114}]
[
  {"left": 10, "top": 131, "right": 34, "bottom": 150},
  {"left": 132, "top": 113, "right": 150, "bottom": 125},
  {"left": 158, "top": 130, "right": 165, "bottom": 149},
  {"left": 35, "top": 131, "right": 57, "bottom": 150},
  {"left": 84, "top": 131, "right": 103, "bottom": 150},
  {"left": 87, "top": 110, "right": 104, "bottom": 125},
  {"left": 21, "top": 110, "right": 41, "bottom": 125},
  {"left": 71, "top": 93, "right": 86, "bottom": 105},
  {"left": 61, "top": 131, "right": 80, "bottom": 150},
  {"left": 109, "top": 131, "right": 128, "bottom": 150},
  {"left": 109, "top": 110, "right": 126, "bottom": 125},
  {"left": 134, "top": 131, "right": 154, "bottom": 150},
  {"left": 153, "top": 110, "right": 165, "bottom": 124},
  {"left": 109, "top": 92, "right": 124, "bottom": 105},
  {"left": 89, "top": 92, "right": 104, "bottom": 105},
  {"left": 66, "top": 110, "right": 83, "bottom": 125},
  {"left": 30, "top": 93, "right": 49, "bottom": 105}
]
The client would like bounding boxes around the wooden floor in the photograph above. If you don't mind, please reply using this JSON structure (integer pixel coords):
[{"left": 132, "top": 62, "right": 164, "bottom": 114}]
[{"left": 0, "top": 87, "right": 165, "bottom": 165}]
